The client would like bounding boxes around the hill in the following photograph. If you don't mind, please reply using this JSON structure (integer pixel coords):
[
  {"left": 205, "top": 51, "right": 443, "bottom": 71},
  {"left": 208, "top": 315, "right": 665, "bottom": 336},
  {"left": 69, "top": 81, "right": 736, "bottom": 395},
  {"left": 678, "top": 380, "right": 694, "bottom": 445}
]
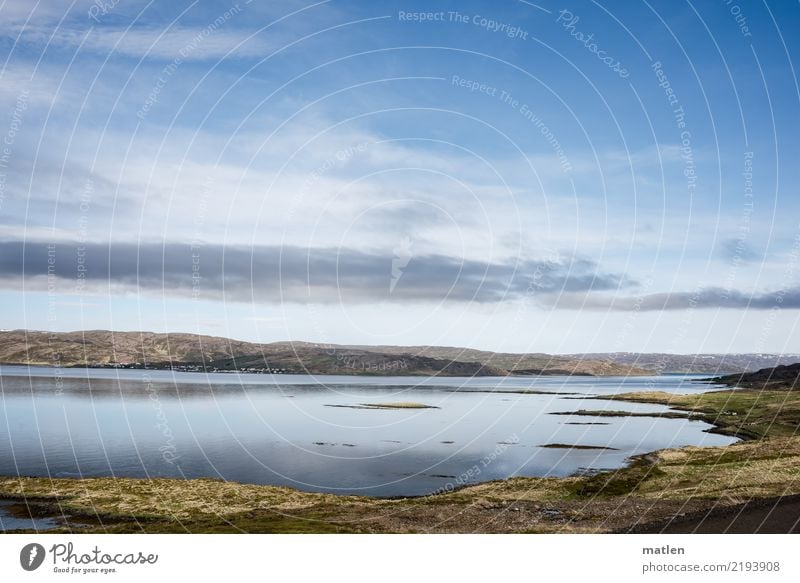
[
  {"left": 0, "top": 330, "right": 645, "bottom": 377},
  {"left": 709, "top": 363, "right": 800, "bottom": 391},
  {"left": 348, "top": 344, "right": 645, "bottom": 376},
  {"left": 571, "top": 352, "right": 800, "bottom": 374}
]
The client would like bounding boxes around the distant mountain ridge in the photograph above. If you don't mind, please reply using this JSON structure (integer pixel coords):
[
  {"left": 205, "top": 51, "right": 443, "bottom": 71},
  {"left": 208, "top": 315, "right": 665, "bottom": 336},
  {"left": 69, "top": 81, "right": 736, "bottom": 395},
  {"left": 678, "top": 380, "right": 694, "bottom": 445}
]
[
  {"left": 571, "top": 352, "right": 800, "bottom": 374},
  {"left": 0, "top": 330, "right": 646, "bottom": 377},
  {"left": 1, "top": 330, "right": 794, "bottom": 377}
]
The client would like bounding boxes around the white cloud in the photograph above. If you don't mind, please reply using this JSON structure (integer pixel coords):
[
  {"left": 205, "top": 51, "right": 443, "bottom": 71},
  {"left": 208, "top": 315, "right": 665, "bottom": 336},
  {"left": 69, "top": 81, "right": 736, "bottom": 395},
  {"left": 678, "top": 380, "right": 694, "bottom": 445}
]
[{"left": 9, "top": 22, "right": 276, "bottom": 61}]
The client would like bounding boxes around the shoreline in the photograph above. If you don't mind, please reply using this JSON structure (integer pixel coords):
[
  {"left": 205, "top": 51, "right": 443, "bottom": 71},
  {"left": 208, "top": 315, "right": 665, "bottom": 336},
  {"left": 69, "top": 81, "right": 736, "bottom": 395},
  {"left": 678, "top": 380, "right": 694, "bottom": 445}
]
[
  {"left": 2, "top": 382, "right": 798, "bottom": 533},
  {"left": 0, "top": 362, "right": 606, "bottom": 378},
  {"left": 2, "top": 435, "right": 798, "bottom": 533}
]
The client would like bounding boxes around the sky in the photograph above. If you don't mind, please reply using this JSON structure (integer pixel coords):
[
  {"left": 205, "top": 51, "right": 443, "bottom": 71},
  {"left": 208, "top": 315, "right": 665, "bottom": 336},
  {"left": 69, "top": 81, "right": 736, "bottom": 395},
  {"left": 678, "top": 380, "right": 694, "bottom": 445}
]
[{"left": 0, "top": 0, "right": 798, "bottom": 354}]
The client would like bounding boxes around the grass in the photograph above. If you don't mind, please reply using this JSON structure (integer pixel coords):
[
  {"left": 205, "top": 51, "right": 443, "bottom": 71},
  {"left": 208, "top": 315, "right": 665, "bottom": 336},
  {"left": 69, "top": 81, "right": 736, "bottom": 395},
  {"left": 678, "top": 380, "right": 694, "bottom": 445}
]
[
  {"left": 601, "top": 388, "right": 800, "bottom": 439},
  {"left": 570, "top": 458, "right": 666, "bottom": 498},
  {"left": 627, "top": 436, "right": 800, "bottom": 502},
  {"left": 0, "top": 477, "right": 364, "bottom": 534}
]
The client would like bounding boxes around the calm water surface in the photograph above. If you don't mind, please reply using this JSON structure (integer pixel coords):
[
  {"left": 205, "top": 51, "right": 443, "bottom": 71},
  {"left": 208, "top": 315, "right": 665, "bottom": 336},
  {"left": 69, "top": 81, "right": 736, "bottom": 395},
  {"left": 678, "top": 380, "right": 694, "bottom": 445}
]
[{"left": 0, "top": 366, "right": 736, "bottom": 497}]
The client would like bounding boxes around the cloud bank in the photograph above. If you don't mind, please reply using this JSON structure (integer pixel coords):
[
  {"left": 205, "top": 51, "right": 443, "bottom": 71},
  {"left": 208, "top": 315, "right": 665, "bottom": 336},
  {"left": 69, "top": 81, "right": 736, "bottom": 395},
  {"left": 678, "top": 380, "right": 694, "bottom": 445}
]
[
  {"left": 0, "top": 240, "right": 628, "bottom": 304},
  {"left": 552, "top": 287, "right": 800, "bottom": 311}
]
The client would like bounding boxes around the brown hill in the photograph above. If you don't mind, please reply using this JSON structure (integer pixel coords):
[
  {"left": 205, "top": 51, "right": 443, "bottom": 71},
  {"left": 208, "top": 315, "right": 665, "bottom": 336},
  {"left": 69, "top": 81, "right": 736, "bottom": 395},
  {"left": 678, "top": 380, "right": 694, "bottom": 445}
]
[
  {"left": 347, "top": 344, "right": 647, "bottom": 376},
  {"left": 0, "top": 330, "right": 647, "bottom": 376}
]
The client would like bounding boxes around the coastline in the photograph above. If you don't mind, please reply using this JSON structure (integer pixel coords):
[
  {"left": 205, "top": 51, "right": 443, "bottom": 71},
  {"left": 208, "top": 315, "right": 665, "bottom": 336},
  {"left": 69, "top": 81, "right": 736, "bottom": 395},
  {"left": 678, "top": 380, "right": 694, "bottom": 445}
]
[
  {"left": 0, "top": 361, "right": 612, "bottom": 379},
  {"left": 2, "top": 382, "right": 798, "bottom": 534}
]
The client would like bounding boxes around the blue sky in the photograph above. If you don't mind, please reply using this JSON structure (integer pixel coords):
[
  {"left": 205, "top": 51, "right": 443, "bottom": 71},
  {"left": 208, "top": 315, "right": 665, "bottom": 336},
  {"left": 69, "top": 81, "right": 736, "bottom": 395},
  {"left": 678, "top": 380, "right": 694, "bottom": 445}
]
[{"left": 0, "top": 0, "right": 798, "bottom": 353}]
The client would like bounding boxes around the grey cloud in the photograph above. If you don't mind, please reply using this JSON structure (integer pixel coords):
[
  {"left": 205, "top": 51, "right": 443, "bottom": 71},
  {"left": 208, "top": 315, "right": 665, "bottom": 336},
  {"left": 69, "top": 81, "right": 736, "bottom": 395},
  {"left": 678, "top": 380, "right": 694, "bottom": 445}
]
[
  {"left": 641, "top": 287, "right": 800, "bottom": 310},
  {"left": 551, "top": 286, "right": 800, "bottom": 311},
  {"left": 0, "top": 240, "right": 628, "bottom": 304}
]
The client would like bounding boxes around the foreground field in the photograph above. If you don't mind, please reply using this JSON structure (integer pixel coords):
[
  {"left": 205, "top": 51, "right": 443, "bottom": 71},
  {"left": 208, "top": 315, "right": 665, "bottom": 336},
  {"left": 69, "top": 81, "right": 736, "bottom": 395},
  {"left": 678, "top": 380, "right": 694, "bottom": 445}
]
[{"left": 2, "top": 387, "right": 799, "bottom": 533}]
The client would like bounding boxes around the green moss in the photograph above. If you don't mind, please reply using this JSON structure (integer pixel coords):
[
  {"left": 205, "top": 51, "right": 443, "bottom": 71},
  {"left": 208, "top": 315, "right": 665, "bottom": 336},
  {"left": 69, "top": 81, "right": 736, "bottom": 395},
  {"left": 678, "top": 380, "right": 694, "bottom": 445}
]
[
  {"left": 603, "top": 389, "right": 800, "bottom": 440},
  {"left": 569, "top": 455, "right": 666, "bottom": 498}
]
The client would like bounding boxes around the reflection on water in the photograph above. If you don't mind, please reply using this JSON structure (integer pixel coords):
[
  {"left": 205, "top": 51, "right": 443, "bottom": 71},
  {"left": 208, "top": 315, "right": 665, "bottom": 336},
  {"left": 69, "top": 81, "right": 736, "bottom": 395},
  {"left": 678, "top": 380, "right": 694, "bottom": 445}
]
[{"left": 0, "top": 366, "right": 736, "bottom": 497}]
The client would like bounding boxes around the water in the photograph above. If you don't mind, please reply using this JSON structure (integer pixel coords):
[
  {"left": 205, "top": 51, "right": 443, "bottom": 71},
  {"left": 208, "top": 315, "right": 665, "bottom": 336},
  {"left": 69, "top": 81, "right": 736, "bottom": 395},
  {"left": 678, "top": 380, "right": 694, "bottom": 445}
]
[
  {"left": 0, "top": 500, "right": 63, "bottom": 531},
  {"left": 0, "top": 366, "right": 736, "bottom": 497}
]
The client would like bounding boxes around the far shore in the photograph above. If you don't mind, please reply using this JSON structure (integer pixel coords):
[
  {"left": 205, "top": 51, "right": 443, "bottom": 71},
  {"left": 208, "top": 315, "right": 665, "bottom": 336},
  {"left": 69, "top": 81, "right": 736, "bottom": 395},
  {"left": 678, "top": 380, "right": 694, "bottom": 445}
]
[{"left": 0, "top": 361, "right": 603, "bottom": 378}]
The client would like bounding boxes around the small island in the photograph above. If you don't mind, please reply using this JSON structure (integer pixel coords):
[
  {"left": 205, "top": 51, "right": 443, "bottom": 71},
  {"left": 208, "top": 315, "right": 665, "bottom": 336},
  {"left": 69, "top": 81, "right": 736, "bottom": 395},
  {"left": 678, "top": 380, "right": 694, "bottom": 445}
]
[{"left": 325, "top": 402, "right": 440, "bottom": 410}]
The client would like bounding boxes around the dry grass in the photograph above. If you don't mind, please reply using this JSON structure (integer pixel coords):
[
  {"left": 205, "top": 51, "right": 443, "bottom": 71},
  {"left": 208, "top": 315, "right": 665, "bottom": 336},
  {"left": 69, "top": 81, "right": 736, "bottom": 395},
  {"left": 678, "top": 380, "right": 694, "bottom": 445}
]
[
  {"left": 637, "top": 437, "right": 800, "bottom": 502},
  {"left": 4, "top": 435, "right": 800, "bottom": 533}
]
